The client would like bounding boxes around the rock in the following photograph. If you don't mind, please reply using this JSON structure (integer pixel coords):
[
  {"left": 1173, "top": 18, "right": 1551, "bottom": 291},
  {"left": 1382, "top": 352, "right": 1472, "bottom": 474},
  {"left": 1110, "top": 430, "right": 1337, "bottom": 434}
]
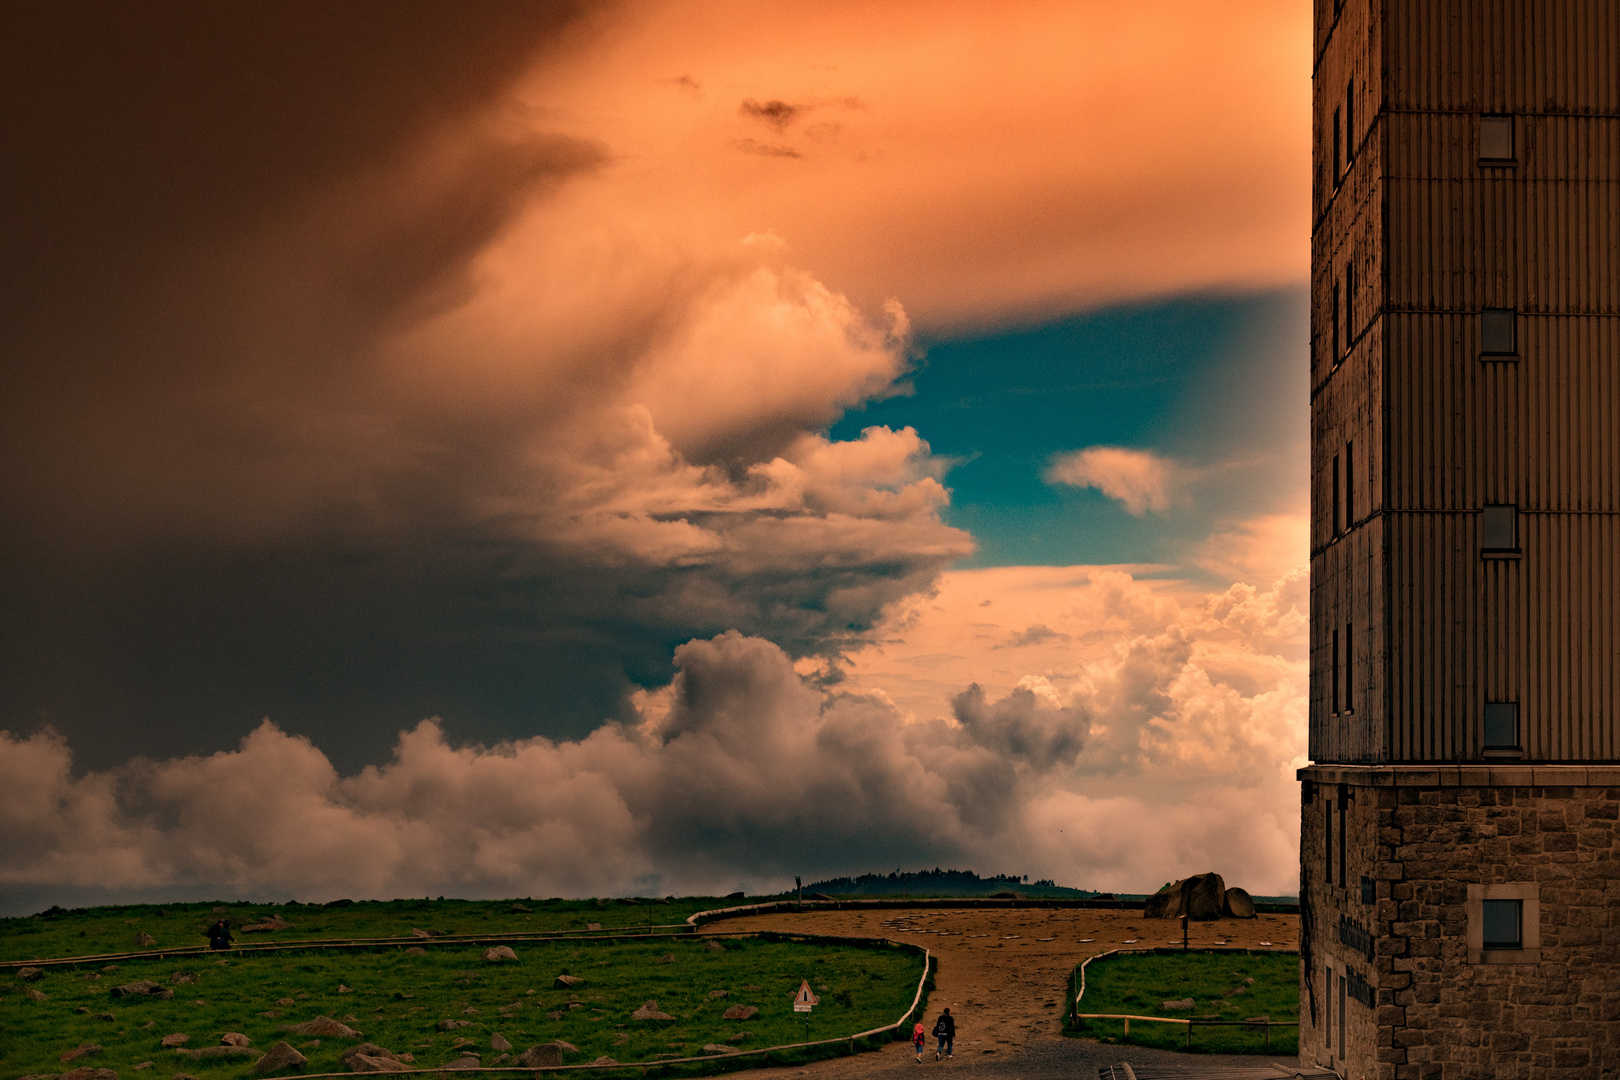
[
  {"left": 722, "top": 1005, "right": 758, "bottom": 1020},
  {"left": 702, "top": 1044, "right": 730, "bottom": 1054},
  {"left": 176, "top": 1048, "right": 259, "bottom": 1060},
  {"left": 249, "top": 1042, "right": 307, "bottom": 1075},
  {"left": 339, "top": 1045, "right": 397, "bottom": 1066},
  {"left": 337, "top": 985, "right": 352, "bottom": 994},
  {"left": 113, "top": 981, "right": 175, "bottom": 1000},
  {"left": 436, "top": 1020, "right": 473, "bottom": 1032},
  {"left": 410, "top": 929, "right": 431, "bottom": 939},
  {"left": 708, "top": 990, "right": 727, "bottom": 998},
  {"left": 18, "top": 967, "right": 44, "bottom": 981},
  {"left": 347, "top": 1055, "right": 404, "bottom": 1073},
  {"left": 554, "top": 1042, "right": 577, "bottom": 1054},
  {"left": 441, "top": 1057, "right": 480, "bottom": 1071},
  {"left": 161, "top": 1034, "right": 189, "bottom": 1048},
  {"left": 176, "top": 1074, "right": 199, "bottom": 1080},
  {"left": 60, "top": 1043, "right": 103, "bottom": 1062},
  {"left": 553, "top": 975, "right": 585, "bottom": 990},
  {"left": 169, "top": 973, "right": 198, "bottom": 985},
  {"left": 586, "top": 923, "right": 602, "bottom": 931},
  {"left": 515, "top": 1045, "right": 561, "bottom": 1068},
  {"left": 403, "top": 947, "right": 426, "bottom": 956},
  {"left": 240, "top": 916, "right": 294, "bottom": 933},
  {"left": 282, "top": 1016, "right": 361, "bottom": 1037},
  {"left": 510, "top": 904, "right": 531, "bottom": 913},
  {"left": 462, "top": 1007, "right": 479, "bottom": 1015},
  {"left": 221, "top": 1034, "right": 251, "bottom": 1047},
  {"left": 1244, "top": 1015, "right": 1271, "bottom": 1025},
  {"left": 653, "top": 953, "right": 675, "bottom": 964},
  {"left": 134, "top": 1062, "right": 153, "bottom": 1070},
  {"left": 483, "top": 946, "right": 518, "bottom": 963},
  {"left": 135, "top": 932, "right": 156, "bottom": 946},
  {"left": 590, "top": 1058, "right": 618, "bottom": 1067},
  {"left": 632, "top": 1000, "right": 675, "bottom": 1021},
  {"left": 705, "top": 940, "right": 725, "bottom": 952},
  {"left": 27, "top": 988, "right": 48, "bottom": 1002},
  {"left": 1222, "top": 886, "right": 1257, "bottom": 919},
  {"left": 490, "top": 1034, "right": 512, "bottom": 1052},
  {"left": 725, "top": 891, "right": 745, "bottom": 900},
  {"left": 94, "top": 1013, "right": 116, "bottom": 1021},
  {"left": 60, "top": 1069, "right": 119, "bottom": 1080},
  {"left": 727, "top": 1032, "right": 752, "bottom": 1043},
  {"left": 1143, "top": 872, "right": 1227, "bottom": 920},
  {"left": 489, "top": 1055, "right": 509, "bottom": 1065},
  {"left": 545, "top": 1011, "right": 562, "bottom": 1020},
  {"left": 1160, "top": 998, "right": 1197, "bottom": 1011}
]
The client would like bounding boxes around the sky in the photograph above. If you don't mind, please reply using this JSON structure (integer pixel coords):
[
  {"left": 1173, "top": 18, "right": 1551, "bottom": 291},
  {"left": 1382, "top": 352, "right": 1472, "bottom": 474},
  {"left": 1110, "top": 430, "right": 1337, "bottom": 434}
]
[{"left": 0, "top": 0, "right": 1311, "bottom": 915}]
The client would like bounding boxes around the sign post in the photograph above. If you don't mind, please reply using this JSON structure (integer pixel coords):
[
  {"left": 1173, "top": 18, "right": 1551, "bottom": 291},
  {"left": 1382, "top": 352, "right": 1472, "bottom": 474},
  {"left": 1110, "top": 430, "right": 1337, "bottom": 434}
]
[{"left": 794, "top": 979, "right": 818, "bottom": 1050}]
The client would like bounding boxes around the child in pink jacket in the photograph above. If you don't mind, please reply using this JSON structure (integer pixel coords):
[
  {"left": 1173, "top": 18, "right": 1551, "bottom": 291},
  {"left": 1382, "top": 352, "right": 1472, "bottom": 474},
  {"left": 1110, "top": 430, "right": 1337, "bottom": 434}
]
[{"left": 913, "top": 1021, "right": 927, "bottom": 1062}]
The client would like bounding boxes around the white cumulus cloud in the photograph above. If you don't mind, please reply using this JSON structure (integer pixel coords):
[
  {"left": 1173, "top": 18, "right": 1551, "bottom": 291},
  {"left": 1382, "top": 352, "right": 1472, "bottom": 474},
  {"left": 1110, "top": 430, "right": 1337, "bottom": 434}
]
[{"left": 1045, "top": 446, "right": 1187, "bottom": 515}]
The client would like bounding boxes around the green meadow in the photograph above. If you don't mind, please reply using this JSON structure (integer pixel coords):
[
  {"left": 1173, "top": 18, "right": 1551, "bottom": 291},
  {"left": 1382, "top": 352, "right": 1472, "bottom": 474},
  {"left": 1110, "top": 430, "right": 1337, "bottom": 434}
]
[
  {"left": 2, "top": 917, "right": 924, "bottom": 1079},
  {"left": 1067, "top": 950, "right": 1299, "bottom": 1055}
]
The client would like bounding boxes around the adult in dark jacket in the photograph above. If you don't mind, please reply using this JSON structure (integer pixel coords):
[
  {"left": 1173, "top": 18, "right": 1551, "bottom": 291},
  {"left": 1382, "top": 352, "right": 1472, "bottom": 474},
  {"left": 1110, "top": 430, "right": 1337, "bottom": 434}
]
[
  {"left": 932, "top": 1008, "right": 955, "bottom": 1060},
  {"left": 206, "top": 919, "right": 233, "bottom": 950}
]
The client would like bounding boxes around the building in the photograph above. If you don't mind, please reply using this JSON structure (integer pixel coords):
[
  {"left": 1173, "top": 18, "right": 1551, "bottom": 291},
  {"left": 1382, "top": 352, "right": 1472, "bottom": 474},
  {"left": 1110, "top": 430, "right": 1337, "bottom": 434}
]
[{"left": 1303, "top": 1, "right": 1620, "bottom": 1077}]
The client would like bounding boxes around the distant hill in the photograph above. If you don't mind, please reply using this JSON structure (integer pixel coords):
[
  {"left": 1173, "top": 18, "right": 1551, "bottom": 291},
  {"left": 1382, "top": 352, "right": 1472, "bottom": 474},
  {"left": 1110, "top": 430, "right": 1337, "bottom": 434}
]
[{"left": 802, "top": 868, "right": 1096, "bottom": 899}]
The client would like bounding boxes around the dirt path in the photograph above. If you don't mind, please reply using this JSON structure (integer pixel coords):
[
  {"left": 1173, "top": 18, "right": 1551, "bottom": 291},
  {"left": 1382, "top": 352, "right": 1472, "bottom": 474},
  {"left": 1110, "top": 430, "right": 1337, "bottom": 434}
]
[{"left": 701, "top": 905, "right": 1301, "bottom": 1080}]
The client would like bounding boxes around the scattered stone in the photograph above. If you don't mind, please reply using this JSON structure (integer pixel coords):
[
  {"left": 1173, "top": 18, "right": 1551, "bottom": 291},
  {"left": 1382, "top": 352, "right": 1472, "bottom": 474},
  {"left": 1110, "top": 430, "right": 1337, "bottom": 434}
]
[
  {"left": 60, "top": 1069, "right": 119, "bottom": 1080},
  {"left": 632, "top": 1000, "right": 675, "bottom": 1021},
  {"left": 113, "top": 981, "right": 175, "bottom": 1000},
  {"left": 436, "top": 1020, "right": 473, "bottom": 1032},
  {"left": 175, "top": 1074, "right": 199, "bottom": 1080},
  {"left": 276, "top": 999, "right": 295, "bottom": 1006},
  {"left": 546, "top": 1011, "right": 563, "bottom": 1020},
  {"left": 702, "top": 1044, "right": 730, "bottom": 1054},
  {"left": 515, "top": 1045, "right": 561, "bottom": 1068},
  {"left": 705, "top": 940, "right": 725, "bottom": 952},
  {"left": 340, "top": 1044, "right": 402, "bottom": 1071},
  {"left": 490, "top": 1055, "right": 510, "bottom": 1065},
  {"left": 403, "top": 947, "right": 426, "bottom": 956},
  {"left": 498, "top": 1002, "right": 522, "bottom": 1014},
  {"left": 484, "top": 946, "right": 518, "bottom": 963},
  {"left": 176, "top": 1048, "right": 259, "bottom": 1060},
  {"left": 249, "top": 1041, "right": 306, "bottom": 1075},
  {"left": 410, "top": 929, "right": 431, "bottom": 939},
  {"left": 61, "top": 1043, "right": 103, "bottom": 1062},
  {"left": 282, "top": 1016, "right": 361, "bottom": 1037},
  {"left": 94, "top": 1013, "right": 116, "bottom": 1021},
  {"left": 442, "top": 1057, "right": 480, "bottom": 1071},
  {"left": 134, "top": 932, "right": 157, "bottom": 946},
  {"left": 462, "top": 1007, "right": 479, "bottom": 1015},
  {"left": 240, "top": 915, "right": 294, "bottom": 934},
  {"left": 169, "top": 973, "right": 199, "bottom": 986},
  {"left": 654, "top": 953, "right": 675, "bottom": 965},
  {"left": 708, "top": 990, "right": 727, "bottom": 999},
  {"left": 27, "top": 988, "right": 48, "bottom": 1001},
  {"left": 1160, "top": 998, "right": 1197, "bottom": 1011},
  {"left": 221, "top": 1034, "right": 251, "bottom": 1047},
  {"left": 1223, "top": 887, "right": 1257, "bottom": 919},
  {"left": 490, "top": 1034, "right": 512, "bottom": 1053},
  {"left": 134, "top": 1063, "right": 153, "bottom": 1070},
  {"left": 1222, "top": 985, "right": 1247, "bottom": 998},
  {"left": 555, "top": 1042, "right": 577, "bottom": 1054},
  {"left": 102, "top": 965, "right": 120, "bottom": 973},
  {"left": 161, "top": 1035, "right": 189, "bottom": 1048},
  {"left": 337, "top": 985, "right": 352, "bottom": 994},
  {"left": 83, "top": 973, "right": 102, "bottom": 981},
  {"left": 726, "top": 1032, "right": 752, "bottom": 1043},
  {"left": 721, "top": 1005, "right": 758, "bottom": 1021},
  {"left": 346, "top": 1055, "right": 403, "bottom": 1073},
  {"left": 17, "top": 966, "right": 44, "bottom": 981},
  {"left": 590, "top": 1057, "right": 618, "bottom": 1067},
  {"left": 509, "top": 904, "right": 531, "bottom": 913},
  {"left": 76, "top": 1006, "right": 91, "bottom": 1014},
  {"left": 553, "top": 975, "right": 585, "bottom": 990}
]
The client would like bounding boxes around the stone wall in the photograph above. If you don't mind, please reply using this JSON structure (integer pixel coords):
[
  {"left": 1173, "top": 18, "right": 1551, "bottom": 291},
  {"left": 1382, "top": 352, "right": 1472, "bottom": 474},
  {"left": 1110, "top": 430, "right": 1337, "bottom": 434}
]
[{"left": 1301, "top": 768, "right": 1620, "bottom": 1080}]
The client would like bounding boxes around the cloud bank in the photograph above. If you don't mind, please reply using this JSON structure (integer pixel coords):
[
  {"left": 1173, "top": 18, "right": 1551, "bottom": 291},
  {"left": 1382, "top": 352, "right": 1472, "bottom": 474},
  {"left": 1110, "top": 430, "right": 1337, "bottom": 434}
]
[{"left": 1, "top": 567, "right": 1305, "bottom": 904}]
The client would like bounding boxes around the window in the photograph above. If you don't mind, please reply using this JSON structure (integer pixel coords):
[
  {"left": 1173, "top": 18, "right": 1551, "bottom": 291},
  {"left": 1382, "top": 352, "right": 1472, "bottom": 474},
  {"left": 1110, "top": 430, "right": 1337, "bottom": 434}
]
[
  {"left": 1331, "top": 282, "right": 1341, "bottom": 364},
  {"left": 1324, "top": 798, "right": 1334, "bottom": 885},
  {"left": 1467, "top": 883, "right": 1540, "bottom": 963},
  {"left": 1331, "top": 625, "right": 1340, "bottom": 714},
  {"left": 1482, "top": 900, "right": 1523, "bottom": 949},
  {"left": 1481, "top": 504, "right": 1519, "bottom": 552},
  {"left": 1482, "top": 308, "right": 1517, "bottom": 355},
  {"left": 1479, "top": 114, "right": 1515, "bottom": 162},
  {"left": 1338, "top": 784, "right": 1349, "bottom": 888},
  {"left": 1360, "top": 876, "right": 1375, "bottom": 905},
  {"left": 1484, "top": 701, "right": 1520, "bottom": 750},
  {"left": 1344, "top": 257, "right": 1355, "bottom": 354},
  {"left": 1331, "top": 454, "right": 1342, "bottom": 536},
  {"left": 1338, "top": 973, "right": 1346, "bottom": 1060},
  {"left": 1324, "top": 965, "right": 1333, "bottom": 1049},
  {"left": 1344, "top": 622, "right": 1353, "bottom": 713},
  {"left": 1345, "top": 81, "right": 1355, "bottom": 166},
  {"left": 1332, "top": 107, "right": 1342, "bottom": 184},
  {"left": 1345, "top": 441, "right": 1355, "bottom": 525}
]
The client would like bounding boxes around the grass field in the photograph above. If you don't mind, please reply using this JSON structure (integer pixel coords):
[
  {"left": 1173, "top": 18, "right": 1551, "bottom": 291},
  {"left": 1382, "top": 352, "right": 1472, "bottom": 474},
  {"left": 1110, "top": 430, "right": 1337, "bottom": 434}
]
[
  {"left": 1067, "top": 949, "right": 1299, "bottom": 1055},
  {"left": 0, "top": 898, "right": 747, "bottom": 965},
  {"left": 1, "top": 931, "right": 923, "bottom": 1078}
]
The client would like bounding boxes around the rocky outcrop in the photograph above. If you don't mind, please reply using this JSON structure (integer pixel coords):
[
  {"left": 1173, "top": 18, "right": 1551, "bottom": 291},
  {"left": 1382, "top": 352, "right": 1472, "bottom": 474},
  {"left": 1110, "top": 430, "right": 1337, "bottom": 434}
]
[{"left": 1144, "top": 872, "right": 1256, "bottom": 920}]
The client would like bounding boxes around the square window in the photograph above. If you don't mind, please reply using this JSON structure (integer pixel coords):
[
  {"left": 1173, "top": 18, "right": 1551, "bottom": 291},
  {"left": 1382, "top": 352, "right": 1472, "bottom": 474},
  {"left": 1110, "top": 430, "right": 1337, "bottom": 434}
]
[
  {"left": 1482, "top": 899, "right": 1522, "bottom": 949},
  {"left": 1481, "top": 308, "right": 1517, "bottom": 355},
  {"left": 1485, "top": 702, "right": 1519, "bottom": 749},
  {"left": 1479, "top": 114, "right": 1515, "bottom": 161},
  {"left": 1481, "top": 505, "right": 1518, "bottom": 551}
]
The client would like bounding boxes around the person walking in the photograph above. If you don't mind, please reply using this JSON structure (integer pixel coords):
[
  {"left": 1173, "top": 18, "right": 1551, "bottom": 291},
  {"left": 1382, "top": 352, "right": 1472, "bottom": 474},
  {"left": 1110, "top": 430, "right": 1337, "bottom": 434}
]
[
  {"left": 932, "top": 1008, "right": 955, "bottom": 1060},
  {"left": 912, "top": 1020, "right": 927, "bottom": 1062}
]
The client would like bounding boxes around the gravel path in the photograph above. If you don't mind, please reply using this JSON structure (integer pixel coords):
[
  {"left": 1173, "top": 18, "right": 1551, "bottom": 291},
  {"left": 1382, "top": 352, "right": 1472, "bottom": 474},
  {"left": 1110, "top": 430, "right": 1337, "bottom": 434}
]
[{"left": 700, "top": 905, "right": 1303, "bottom": 1080}]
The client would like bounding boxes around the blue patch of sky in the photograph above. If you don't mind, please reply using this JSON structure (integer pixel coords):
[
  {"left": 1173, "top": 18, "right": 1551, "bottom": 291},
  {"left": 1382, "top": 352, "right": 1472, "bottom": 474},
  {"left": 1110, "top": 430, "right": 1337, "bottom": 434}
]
[{"left": 831, "top": 287, "right": 1309, "bottom": 569}]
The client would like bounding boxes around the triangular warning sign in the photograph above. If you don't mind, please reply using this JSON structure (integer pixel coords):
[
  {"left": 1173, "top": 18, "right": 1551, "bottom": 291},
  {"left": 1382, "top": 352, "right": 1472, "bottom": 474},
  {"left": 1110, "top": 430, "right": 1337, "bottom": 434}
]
[{"left": 795, "top": 980, "right": 819, "bottom": 1007}]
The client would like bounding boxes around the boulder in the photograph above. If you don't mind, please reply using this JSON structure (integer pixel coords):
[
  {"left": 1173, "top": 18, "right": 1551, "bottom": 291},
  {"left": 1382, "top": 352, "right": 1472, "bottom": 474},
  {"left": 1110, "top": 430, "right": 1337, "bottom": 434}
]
[
  {"left": 552, "top": 975, "right": 585, "bottom": 990},
  {"left": 221, "top": 1034, "right": 251, "bottom": 1047},
  {"left": 339, "top": 1044, "right": 399, "bottom": 1067},
  {"left": 113, "top": 981, "right": 174, "bottom": 1000},
  {"left": 490, "top": 1034, "right": 512, "bottom": 1053},
  {"left": 60, "top": 1043, "right": 103, "bottom": 1062},
  {"left": 160, "top": 1034, "right": 189, "bottom": 1048},
  {"left": 705, "top": 940, "right": 725, "bottom": 952},
  {"left": 436, "top": 1020, "right": 472, "bottom": 1032},
  {"left": 282, "top": 1016, "right": 361, "bottom": 1037},
  {"left": 441, "top": 1057, "right": 480, "bottom": 1071},
  {"left": 134, "top": 932, "right": 156, "bottom": 946},
  {"left": 1143, "top": 872, "right": 1228, "bottom": 920},
  {"left": 554, "top": 1042, "right": 577, "bottom": 1054},
  {"left": 632, "top": 1000, "right": 675, "bottom": 1021},
  {"left": 722, "top": 1005, "right": 758, "bottom": 1021},
  {"left": 347, "top": 1055, "right": 404, "bottom": 1073},
  {"left": 240, "top": 916, "right": 294, "bottom": 933},
  {"left": 249, "top": 1042, "right": 307, "bottom": 1075},
  {"left": 483, "top": 946, "right": 518, "bottom": 963},
  {"left": 410, "top": 929, "right": 431, "bottom": 939},
  {"left": 515, "top": 1045, "right": 561, "bottom": 1068},
  {"left": 586, "top": 923, "right": 602, "bottom": 931},
  {"left": 27, "top": 988, "right": 48, "bottom": 1002},
  {"left": 1160, "top": 998, "right": 1196, "bottom": 1011},
  {"left": 60, "top": 1069, "right": 119, "bottom": 1080},
  {"left": 169, "top": 972, "right": 199, "bottom": 985},
  {"left": 17, "top": 967, "right": 43, "bottom": 981},
  {"left": 1223, "top": 887, "right": 1257, "bottom": 919}
]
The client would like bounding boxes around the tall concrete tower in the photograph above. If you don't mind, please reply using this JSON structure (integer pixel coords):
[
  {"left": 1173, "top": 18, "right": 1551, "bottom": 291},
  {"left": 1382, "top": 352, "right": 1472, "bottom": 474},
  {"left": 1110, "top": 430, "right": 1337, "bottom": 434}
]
[{"left": 1303, "top": 1, "right": 1620, "bottom": 1077}]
